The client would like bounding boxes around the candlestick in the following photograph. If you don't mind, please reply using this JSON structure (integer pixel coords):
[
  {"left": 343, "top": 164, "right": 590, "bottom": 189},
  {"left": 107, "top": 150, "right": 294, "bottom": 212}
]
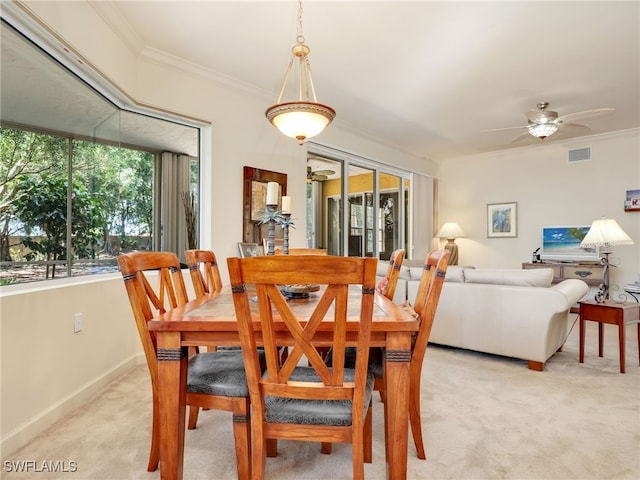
[
  {"left": 266, "top": 204, "right": 277, "bottom": 255},
  {"left": 282, "top": 213, "right": 291, "bottom": 254},
  {"left": 266, "top": 182, "right": 279, "bottom": 206},
  {"left": 281, "top": 196, "right": 291, "bottom": 214}
]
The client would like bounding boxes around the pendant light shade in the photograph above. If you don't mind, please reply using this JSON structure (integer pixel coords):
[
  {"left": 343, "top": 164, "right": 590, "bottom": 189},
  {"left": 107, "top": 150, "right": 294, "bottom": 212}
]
[
  {"left": 266, "top": 101, "right": 335, "bottom": 143},
  {"left": 265, "top": 1, "right": 335, "bottom": 144}
]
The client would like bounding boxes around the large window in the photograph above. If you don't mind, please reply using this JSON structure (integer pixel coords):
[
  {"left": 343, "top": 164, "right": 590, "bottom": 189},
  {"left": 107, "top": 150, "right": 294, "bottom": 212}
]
[{"left": 0, "top": 17, "right": 201, "bottom": 284}]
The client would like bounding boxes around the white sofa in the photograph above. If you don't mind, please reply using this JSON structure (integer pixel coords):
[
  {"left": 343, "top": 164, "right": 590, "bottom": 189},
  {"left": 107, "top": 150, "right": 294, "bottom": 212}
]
[{"left": 377, "top": 262, "right": 589, "bottom": 370}]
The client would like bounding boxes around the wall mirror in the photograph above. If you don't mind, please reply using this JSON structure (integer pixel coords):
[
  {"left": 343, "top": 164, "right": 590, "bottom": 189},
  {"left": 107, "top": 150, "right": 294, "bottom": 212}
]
[{"left": 243, "top": 166, "right": 287, "bottom": 243}]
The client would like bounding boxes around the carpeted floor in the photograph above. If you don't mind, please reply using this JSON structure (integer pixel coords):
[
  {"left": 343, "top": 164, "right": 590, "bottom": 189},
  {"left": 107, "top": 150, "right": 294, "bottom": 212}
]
[{"left": 3, "top": 318, "right": 639, "bottom": 480}]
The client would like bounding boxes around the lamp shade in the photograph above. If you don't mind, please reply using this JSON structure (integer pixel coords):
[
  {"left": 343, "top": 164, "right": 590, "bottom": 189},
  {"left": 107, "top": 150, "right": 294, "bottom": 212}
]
[
  {"left": 580, "top": 217, "right": 634, "bottom": 249},
  {"left": 436, "top": 222, "right": 466, "bottom": 239},
  {"left": 266, "top": 101, "right": 335, "bottom": 144}
]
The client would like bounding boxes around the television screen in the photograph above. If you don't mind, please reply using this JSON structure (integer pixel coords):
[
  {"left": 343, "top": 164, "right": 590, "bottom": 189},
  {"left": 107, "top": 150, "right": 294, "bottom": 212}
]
[{"left": 540, "top": 225, "right": 600, "bottom": 263}]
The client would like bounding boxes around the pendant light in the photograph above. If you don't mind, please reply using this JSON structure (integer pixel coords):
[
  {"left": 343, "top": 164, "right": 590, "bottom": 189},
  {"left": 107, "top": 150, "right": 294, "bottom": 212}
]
[{"left": 265, "top": 0, "right": 335, "bottom": 145}]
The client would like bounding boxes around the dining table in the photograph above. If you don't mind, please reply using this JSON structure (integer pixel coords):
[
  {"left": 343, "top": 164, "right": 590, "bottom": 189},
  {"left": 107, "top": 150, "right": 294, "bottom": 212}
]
[{"left": 148, "top": 283, "right": 419, "bottom": 480}]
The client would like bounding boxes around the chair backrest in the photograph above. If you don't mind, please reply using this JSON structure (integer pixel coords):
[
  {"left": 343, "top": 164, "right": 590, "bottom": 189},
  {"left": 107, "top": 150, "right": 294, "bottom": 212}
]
[
  {"left": 117, "top": 251, "right": 189, "bottom": 383},
  {"left": 227, "top": 255, "right": 377, "bottom": 419},
  {"left": 410, "top": 249, "right": 450, "bottom": 366},
  {"left": 377, "top": 248, "right": 406, "bottom": 300},
  {"left": 274, "top": 248, "right": 328, "bottom": 255},
  {"left": 185, "top": 249, "right": 223, "bottom": 297}
]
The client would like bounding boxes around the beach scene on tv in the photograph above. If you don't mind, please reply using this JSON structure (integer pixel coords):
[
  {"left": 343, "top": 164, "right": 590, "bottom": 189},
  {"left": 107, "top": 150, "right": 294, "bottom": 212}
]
[{"left": 542, "top": 226, "right": 598, "bottom": 259}]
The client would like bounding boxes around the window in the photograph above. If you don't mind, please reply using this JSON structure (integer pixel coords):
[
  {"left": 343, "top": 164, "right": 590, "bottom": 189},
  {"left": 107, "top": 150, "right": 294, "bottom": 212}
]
[{"left": 0, "top": 19, "right": 201, "bottom": 284}]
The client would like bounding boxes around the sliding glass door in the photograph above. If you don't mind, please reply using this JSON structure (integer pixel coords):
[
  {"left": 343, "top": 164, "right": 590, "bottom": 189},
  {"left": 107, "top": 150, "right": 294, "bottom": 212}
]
[{"left": 307, "top": 145, "right": 413, "bottom": 260}]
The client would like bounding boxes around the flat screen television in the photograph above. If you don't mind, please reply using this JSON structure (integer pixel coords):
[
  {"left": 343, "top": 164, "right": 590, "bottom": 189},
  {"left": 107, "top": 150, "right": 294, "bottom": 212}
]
[{"left": 540, "top": 225, "right": 600, "bottom": 263}]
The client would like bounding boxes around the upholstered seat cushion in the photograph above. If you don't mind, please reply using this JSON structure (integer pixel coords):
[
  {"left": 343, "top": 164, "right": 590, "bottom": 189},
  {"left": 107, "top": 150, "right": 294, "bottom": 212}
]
[
  {"left": 264, "top": 366, "right": 374, "bottom": 426},
  {"left": 187, "top": 350, "right": 265, "bottom": 397},
  {"left": 325, "top": 347, "right": 384, "bottom": 379}
]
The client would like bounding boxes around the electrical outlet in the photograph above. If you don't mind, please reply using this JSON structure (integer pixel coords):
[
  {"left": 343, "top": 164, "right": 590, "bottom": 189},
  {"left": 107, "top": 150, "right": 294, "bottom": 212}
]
[{"left": 74, "top": 313, "right": 83, "bottom": 333}]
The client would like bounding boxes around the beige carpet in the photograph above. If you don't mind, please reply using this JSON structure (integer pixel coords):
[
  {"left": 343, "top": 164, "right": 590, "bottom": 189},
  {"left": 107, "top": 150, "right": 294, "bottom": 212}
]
[{"left": 3, "top": 318, "right": 639, "bottom": 480}]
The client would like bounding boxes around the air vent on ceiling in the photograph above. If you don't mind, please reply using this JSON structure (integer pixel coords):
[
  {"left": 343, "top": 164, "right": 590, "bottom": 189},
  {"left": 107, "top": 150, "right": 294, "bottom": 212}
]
[{"left": 568, "top": 147, "right": 591, "bottom": 163}]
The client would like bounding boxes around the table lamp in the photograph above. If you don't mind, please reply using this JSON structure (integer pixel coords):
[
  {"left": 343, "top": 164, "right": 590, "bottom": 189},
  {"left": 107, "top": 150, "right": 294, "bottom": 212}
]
[
  {"left": 436, "top": 222, "right": 466, "bottom": 265},
  {"left": 580, "top": 217, "right": 634, "bottom": 302}
]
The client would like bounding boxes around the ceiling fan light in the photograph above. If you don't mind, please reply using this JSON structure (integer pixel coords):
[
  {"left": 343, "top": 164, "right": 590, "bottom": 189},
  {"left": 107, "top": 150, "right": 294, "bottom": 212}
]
[
  {"left": 528, "top": 122, "right": 559, "bottom": 139},
  {"left": 266, "top": 101, "right": 336, "bottom": 145}
]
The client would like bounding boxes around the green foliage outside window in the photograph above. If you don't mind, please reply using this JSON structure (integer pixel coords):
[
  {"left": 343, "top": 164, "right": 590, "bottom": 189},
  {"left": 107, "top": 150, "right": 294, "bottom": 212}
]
[{"left": 0, "top": 126, "right": 155, "bottom": 283}]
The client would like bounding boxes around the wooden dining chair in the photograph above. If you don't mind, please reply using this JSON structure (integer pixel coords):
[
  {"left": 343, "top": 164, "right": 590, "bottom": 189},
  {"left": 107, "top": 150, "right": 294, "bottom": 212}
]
[
  {"left": 375, "top": 248, "right": 406, "bottom": 301},
  {"left": 184, "top": 248, "right": 227, "bottom": 423},
  {"left": 118, "top": 251, "right": 260, "bottom": 479},
  {"left": 185, "top": 249, "right": 223, "bottom": 297},
  {"left": 227, "top": 255, "right": 378, "bottom": 480},
  {"left": 377, "top": 249, "right": 450, "bottom": 460}
]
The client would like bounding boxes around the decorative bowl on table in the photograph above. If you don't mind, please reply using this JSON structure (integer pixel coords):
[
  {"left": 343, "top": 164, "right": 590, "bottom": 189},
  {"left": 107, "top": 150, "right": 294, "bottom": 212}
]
[{"left": 279, "top": 284, "right": 320, "bottom": 299}]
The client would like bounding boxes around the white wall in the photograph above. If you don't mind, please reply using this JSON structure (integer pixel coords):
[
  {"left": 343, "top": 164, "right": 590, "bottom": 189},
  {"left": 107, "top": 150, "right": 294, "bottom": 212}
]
[
  {"left": 437, "top": 129, "right": 640, "bottom": 292},
  {"left": 0, "top": 275, "right": 142, "bottom": 456}
]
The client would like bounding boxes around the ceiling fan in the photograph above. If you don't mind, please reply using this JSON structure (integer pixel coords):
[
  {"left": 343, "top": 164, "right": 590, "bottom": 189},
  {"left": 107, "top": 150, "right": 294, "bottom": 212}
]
[
  {"left": 484, "top": 101, "right": 615, "bottom": 140},
  {"left": 307, "top": 165, "right": 335, "bottom": 182}
]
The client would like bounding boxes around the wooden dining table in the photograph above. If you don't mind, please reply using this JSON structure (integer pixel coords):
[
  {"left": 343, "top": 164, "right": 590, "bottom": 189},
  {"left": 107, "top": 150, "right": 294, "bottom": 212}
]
[{"left": 148, "top": 283, "right": 418, "bottom": 480}]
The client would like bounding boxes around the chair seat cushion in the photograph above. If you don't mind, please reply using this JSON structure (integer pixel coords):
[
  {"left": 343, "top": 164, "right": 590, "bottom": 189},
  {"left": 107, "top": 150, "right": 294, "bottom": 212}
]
[
  {"left": 265, "top": 366, "right": 374, "bottom": 426},
  {"left": 187, "top": 350, "right": 264, "bottom": 397},
  {"left": 326, "top": 347, "right": 385, "bottom": 379}
]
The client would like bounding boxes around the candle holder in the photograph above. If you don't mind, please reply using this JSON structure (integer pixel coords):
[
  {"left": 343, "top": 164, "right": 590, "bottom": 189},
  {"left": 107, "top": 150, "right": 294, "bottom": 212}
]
[
  {"left": 282, "top": 213, "right": 291, "bottom": 255},
  {"left": 266, "top": 204, "right": 277, "bottom": 255}
]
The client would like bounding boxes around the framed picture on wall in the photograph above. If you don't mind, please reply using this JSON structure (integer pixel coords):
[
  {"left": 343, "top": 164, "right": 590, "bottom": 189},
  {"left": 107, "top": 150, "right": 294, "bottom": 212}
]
[
  {"left": 624, "top": 189, "right": 640, "bottom": 211},
  {"left": 487, "top": 202, "right": 517, "bottom": 238}
]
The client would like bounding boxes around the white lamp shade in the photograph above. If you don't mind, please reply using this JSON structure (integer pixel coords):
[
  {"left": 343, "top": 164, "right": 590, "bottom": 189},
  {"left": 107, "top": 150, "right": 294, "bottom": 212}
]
[
  {"left": 580, "top": 217, "right": 634, "bottom": 248},
  {"left": 266, "top": 102, "right": 335, "bottom": 144},
  {"left": 436, "top": 222, "right": 466, "bottom": 239}
]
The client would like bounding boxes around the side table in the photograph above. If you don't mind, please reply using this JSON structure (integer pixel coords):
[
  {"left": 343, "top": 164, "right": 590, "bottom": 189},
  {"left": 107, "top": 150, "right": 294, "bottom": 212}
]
[{"left": 579, "top": 300, "right": 640, "bottom": 373}]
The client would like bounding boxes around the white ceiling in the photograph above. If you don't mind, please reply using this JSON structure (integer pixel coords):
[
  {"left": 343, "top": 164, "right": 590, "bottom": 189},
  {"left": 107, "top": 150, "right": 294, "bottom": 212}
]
[{"left": 88, "top": 0, "right": 640, "bottom": 162}]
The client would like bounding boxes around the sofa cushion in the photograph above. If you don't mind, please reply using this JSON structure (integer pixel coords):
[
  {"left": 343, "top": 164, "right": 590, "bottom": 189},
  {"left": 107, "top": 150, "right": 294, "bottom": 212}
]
[
  {"left": 444, "top": 266, "right": 468, "bottom": 283},
  {"left": 463, "top": 268, "right": 553, "bottom": 287},
  {"left": 408, "top": 265, "right": 471, "bottom": 282}
]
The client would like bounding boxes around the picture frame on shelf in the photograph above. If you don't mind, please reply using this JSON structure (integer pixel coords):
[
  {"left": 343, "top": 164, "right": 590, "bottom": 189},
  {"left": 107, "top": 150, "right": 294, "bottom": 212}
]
[
  {"left": 238, "top": 242, "right": 263, "bottom": 258},
  {"left": 487, "top": 202, "right": 517, "bottom": 238}
]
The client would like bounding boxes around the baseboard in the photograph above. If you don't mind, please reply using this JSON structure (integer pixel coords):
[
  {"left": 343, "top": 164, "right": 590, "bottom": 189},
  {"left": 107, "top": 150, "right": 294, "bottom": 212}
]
[{"left": 1, "top": 353, "right": 145, "bottom": 458}]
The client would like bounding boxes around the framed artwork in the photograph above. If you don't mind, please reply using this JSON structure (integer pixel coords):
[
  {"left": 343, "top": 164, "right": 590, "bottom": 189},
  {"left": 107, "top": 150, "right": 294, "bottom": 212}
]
[
  {"left": 624, "top": 189, "right": 640, "bottom": 212},
  {"left": 243, "top": 167, "right": 287, "bottom": 243},
  {"left": 487, "top": 202, "right": 517, "bottom": 238},
  {"left": 238, "top": 242, "right": 263, "bottom": 258}
]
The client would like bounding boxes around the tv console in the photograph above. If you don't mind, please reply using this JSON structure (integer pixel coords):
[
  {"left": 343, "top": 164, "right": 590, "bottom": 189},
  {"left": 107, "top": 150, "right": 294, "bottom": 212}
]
[{"left": 522, "top": 261, "right": 603, "bottom": 287}]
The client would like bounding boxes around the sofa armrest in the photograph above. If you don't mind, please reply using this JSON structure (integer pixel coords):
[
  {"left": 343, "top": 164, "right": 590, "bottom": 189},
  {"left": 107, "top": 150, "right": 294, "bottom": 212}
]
[{"left": 550, "top": 279, "right": 589, "bottom": 305}]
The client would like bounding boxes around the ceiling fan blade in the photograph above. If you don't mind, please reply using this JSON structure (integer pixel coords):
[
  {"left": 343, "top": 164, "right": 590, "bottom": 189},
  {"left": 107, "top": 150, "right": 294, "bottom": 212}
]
[
  {"left": 556, "top": 108, "right": 615, "bottom": 124},
  {"left": 510, "top": 132, "right": 535, "bottom": 146},
  {"left": 551, "top": 123, "right": 591, "bottom": 139},
  {"left": 481, "top": 125, "right": 528, "bottom": 133},
  {"left": 312, "top": 169, "right": 335, "bottom": 176}
]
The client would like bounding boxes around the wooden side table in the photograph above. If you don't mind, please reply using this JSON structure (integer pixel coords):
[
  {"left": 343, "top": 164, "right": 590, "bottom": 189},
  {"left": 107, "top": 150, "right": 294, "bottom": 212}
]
[{"left": 579, "top": 300, "right": 640, "bottom": 373}]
